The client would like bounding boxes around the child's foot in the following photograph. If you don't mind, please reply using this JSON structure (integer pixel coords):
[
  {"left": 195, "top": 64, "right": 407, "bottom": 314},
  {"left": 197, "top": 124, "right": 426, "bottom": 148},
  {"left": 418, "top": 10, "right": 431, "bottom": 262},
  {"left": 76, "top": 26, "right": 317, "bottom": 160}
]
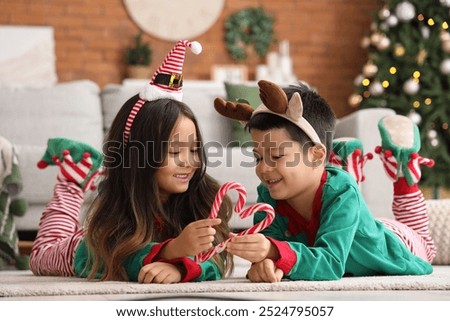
[
  {"left": 37, "top": 137, "right": 103, "bottom": 191},
  {"left": 329, "top": 137, "right": 373, "bottom": 183},
  {"left": 376, "top": 115, "right": 434, "bottom": 185}
]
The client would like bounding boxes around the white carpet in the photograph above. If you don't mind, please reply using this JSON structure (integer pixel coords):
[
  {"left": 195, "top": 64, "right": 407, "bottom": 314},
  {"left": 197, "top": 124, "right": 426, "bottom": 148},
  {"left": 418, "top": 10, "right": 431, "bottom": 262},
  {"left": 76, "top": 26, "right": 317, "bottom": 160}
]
[{"left": 1, "top": 261, "right": 450, "bottom": 298}]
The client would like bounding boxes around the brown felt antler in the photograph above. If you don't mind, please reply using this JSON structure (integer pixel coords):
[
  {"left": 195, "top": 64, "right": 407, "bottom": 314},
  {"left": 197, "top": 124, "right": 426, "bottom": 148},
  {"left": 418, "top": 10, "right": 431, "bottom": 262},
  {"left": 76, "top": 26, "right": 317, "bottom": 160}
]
[
  {"left": 213, "top": 97, "right": 254, "bottom": 121},
  {"left": 258, "top": 80, "right": 288, "bottom": 114}
]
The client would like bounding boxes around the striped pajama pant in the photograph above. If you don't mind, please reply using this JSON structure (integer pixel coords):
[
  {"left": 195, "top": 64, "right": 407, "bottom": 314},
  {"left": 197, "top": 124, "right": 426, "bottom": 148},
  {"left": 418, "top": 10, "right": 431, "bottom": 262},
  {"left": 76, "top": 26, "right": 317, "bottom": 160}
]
[
  {"left": 379, "top": 178, "right": 436, "bottom": 263},
  {"left": 29, "top": 180, "right": 85, "bottom": 276}
]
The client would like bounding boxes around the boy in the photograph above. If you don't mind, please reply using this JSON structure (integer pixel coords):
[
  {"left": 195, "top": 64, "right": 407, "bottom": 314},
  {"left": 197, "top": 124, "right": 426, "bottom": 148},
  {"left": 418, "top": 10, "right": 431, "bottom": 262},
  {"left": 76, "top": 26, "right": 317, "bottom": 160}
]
[{"left": 216, "top": 80, "right": 436, "bottom": 282}]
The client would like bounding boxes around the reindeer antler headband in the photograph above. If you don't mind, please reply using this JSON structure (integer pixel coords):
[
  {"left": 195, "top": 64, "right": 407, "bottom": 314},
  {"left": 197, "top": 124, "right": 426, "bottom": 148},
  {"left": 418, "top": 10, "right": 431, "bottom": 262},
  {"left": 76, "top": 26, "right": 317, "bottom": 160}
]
[{"left": 214, "top": 80, "right": 321, "bottom": 144}]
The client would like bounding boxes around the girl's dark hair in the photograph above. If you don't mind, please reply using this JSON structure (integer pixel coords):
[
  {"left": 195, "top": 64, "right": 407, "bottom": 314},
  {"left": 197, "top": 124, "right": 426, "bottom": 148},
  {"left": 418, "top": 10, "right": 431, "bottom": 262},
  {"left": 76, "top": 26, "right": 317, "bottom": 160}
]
[
  {"left": 85, "top": 95, "right": 233, "bottom": 281},
  {"left": 246, "top": 83, "right": 336, "bottom": 158}
]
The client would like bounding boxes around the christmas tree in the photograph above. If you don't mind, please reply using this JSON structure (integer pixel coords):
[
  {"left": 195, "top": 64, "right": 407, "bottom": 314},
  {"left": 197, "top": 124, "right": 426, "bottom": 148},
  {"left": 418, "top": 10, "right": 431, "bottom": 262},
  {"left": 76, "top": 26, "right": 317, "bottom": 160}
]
[{"left": 349, "top": 0, "right": 450, "bottom": 191}]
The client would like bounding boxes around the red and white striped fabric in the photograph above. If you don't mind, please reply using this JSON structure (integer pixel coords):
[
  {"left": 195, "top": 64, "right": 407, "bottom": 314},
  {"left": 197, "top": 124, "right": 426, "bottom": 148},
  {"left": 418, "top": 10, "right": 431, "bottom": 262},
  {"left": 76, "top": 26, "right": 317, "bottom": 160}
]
[
  {"left": 194, "top": 182, "right": 275, "bottom": 263},
  {"left": 328, "top": 151, "right": 342, "bottom": 168},
  {"left": 375, "top": 146, "right": 398, "bottom": 181},
  {"left": 407, "top": 152, "right": 435, "bottom": 185},
  {"left": 375, "top": 147, "right": 435, "bottom": 184},
  {"left": 150, "top": 40, "right": 197, "bottom": 92},
  {"left": 29, "top": 180, "right": 85, "bottom": 276},
  {"left": 52, "top": 150, "right": 93, "bottom": 185},
  {"left": 123, "top": 40, "right": 202, "bottom": 144},
  {"left": 380, "top": 187, "right": 436, "bottom": 263},
  {"left": 51, "top": 150, "right": 102, "bottom": 192},
  {"left": 123, "top": 98, "right": 145, "bottom": 144},
  {"left": 329, "top": 149, "right": 372, "bottom": 183}
]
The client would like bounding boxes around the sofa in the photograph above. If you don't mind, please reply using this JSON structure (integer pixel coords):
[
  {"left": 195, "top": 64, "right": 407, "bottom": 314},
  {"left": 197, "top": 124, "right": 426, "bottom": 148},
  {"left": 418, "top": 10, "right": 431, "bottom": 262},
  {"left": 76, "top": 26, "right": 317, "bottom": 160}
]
[{"left": 0, "top": 79, "right": 449, "bottom": 266}]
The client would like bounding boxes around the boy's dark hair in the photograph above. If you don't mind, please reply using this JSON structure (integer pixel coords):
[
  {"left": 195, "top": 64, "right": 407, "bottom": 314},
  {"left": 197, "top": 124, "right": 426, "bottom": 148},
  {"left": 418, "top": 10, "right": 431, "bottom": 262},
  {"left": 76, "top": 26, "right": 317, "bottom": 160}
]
[{"left": 246, "top": 82, "right": 336, "bottom": 159}]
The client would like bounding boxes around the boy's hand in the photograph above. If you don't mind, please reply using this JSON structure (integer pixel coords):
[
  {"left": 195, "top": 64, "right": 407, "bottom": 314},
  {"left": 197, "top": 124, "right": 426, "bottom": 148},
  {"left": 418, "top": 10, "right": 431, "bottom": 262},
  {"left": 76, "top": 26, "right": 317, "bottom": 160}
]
[
  {"left": 226, "top": 233, "right": 272, "bottom": 262},
  {"left": 247, "top": 259, "right": 283, "bottom": 283},
  {"left": 138, "top": 262, "right": 182, "bottom": 284},
  {"left": 162, "top": 218, "right": 222, "bottom": 259}
]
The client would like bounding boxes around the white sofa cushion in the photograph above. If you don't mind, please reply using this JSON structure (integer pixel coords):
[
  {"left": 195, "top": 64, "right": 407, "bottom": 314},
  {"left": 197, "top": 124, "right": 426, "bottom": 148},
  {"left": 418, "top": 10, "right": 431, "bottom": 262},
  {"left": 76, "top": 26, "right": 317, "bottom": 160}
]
[
  {"left": 0, "top": 80, "right": 103, "bottom": 149},
  {"left": 0, "top": 80, "right": 104, "bottom": 231}
]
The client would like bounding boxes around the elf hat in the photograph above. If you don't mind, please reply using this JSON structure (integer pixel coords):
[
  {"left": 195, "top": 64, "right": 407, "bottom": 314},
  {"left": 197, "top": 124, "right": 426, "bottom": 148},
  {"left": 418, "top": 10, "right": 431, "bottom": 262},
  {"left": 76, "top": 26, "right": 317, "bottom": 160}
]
[{"left": 123, "top": 40, "right": 202, "bottom": 143}]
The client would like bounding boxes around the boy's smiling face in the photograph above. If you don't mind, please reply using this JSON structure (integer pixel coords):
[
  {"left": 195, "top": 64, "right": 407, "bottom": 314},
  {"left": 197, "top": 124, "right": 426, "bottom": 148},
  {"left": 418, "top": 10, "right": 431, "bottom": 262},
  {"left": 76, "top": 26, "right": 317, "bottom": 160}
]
[{"left": 251, "top": 127, "right": 325, "bottom": 203}]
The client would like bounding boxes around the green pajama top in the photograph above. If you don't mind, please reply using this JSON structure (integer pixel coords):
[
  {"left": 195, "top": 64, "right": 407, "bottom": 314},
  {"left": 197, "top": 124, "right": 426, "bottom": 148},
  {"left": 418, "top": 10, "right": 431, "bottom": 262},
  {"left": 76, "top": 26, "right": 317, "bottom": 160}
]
[
  {"left": 255, "top": 166, "right": 432, "bottom": 281},
  {"left": 72, "top": 238, "right": 222, "bottom": 282}
]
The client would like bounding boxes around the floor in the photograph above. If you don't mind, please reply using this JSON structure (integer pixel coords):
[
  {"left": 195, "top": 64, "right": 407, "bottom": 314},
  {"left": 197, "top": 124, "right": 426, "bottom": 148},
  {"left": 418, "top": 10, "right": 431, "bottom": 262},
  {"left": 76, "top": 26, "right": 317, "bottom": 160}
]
[
  {"left": 0, "top": 290, "right": 449, "bottom": 301},
  {"left": 2, "top": 256, "right": 450, "bottom": 301}
]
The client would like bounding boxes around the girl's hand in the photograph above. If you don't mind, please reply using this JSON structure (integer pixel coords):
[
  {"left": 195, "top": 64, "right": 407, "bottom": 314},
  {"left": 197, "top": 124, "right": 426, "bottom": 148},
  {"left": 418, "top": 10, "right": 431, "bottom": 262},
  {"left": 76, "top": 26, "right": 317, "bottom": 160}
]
[
  {"left": 247, "top": 259, "right": 283, "bottom": 283},
  {"left": 162, "top": 218, "right": 222, "bottom": 259},
  {"left": 226, "top": 233, "right": 273, "bottom": 263},
  {"left": 138, "top": 262, "right": 182, "bottom": 284}
]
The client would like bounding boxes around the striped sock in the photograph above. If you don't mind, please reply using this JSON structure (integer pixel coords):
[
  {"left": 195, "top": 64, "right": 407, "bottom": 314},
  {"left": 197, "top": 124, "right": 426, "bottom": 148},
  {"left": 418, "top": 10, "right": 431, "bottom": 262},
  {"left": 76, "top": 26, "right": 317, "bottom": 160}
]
[{"left": 391, "top": 178, "right": 436, "bottom": 262}]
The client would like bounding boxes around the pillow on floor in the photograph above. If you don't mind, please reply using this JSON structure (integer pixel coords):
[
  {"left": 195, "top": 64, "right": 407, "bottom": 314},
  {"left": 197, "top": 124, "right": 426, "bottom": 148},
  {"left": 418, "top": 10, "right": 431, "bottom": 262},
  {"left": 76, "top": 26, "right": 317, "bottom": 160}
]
[{"left": 427, "top": 199, "right": 450, "bottom": 265}]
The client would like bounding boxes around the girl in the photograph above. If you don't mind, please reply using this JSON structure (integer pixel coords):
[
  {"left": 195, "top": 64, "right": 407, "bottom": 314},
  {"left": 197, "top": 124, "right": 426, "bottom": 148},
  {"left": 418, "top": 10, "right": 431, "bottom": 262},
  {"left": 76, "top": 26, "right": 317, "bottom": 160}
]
[
  {"left": 216, "top": 80, "right": 435, "bottom": 282},
  {"left": 30, "top": 40, "right": 234, "bottom": 283}
]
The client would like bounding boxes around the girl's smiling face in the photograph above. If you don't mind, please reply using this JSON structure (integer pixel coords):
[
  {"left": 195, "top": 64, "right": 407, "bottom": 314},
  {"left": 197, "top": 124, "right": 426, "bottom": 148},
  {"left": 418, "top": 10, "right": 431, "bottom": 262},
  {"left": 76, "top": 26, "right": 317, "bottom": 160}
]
[
  {"left": 251, "top": 127, "right": 323, "bottom": 203},
  {"left": 155, "top": 115, "right": 200, "bottom": 202}
]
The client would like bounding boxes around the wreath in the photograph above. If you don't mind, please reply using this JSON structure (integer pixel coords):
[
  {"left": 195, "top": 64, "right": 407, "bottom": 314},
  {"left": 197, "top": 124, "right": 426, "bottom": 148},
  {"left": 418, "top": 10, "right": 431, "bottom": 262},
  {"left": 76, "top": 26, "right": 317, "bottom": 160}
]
[{"left": 224, "top": 7, "right": 275, "bottom": 62}]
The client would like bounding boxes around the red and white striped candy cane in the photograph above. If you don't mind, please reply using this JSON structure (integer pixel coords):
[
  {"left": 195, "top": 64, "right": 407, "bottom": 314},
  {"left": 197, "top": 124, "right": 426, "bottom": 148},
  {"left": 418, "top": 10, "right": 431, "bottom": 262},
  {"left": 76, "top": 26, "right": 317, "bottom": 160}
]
[
  {"left": 194, "top": 182, "right": 247, "bottom": 263},
  {"left": 209, "top": 181, "right": 247, "bottom": 219},
  {"left": 234, "top": 203, "right": 275, "bottom": 237},
  {"left": 194, "top": 202, "right": 275, "bottom": 263}
]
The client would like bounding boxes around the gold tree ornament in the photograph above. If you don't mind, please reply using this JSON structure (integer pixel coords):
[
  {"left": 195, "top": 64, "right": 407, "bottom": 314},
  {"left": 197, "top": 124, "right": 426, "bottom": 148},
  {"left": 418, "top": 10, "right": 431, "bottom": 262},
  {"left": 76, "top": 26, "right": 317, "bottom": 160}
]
[
  {"left": 417, "top": 49, "right": 428, "bottom": 65},
  {"left": 362, "top": 62, "right": 378, "bottom": 77},
  {"left": 348, "top": 94, "right": 363, "bottom": 108},
  {"left": 394, "top": 44, "right": 406, "bottom": 56},
  {"left": 377, "top": 35, "right": 391, "bottom": 50},
  {"left": 361, "top": 36, "right": 371, "bottom": 49},
  {"left": 370, "top": 32, "right": 383, "bottom": 45}
]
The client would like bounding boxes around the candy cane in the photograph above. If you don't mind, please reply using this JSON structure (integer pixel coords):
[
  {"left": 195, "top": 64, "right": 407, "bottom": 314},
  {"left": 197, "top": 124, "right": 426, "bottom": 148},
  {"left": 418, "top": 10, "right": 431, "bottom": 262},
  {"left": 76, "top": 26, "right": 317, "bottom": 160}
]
[
  {"left": 194, "top": 182, "right": 247, "bottom": 263},
  {"left": 234, "top": 203, "right": 275, "bottom": 237},
  {"left": 194, "top": 185, "right": 275, "bottom": 263},
  {"left": 209, "top": 181, "right": 247, "bottom": 219}
]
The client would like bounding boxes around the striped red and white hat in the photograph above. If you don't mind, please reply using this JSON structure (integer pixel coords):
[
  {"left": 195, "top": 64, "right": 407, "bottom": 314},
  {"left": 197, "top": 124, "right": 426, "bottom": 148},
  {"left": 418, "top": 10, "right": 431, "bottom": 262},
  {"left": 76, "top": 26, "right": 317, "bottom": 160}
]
[{"left": 123, "top": 40, "right": 202, "bottom": 143}]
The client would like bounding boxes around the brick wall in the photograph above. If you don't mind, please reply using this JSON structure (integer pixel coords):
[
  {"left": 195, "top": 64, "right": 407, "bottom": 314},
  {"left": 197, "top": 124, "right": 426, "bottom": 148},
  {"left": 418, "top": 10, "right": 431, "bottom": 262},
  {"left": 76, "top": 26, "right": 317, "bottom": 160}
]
[{"left": 0, "top": 0, "right": 381, "bottom": 117}]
